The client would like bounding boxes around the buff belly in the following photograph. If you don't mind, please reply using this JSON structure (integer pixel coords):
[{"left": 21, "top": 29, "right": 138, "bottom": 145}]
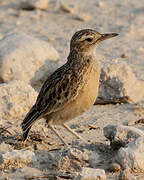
[{"left": 46, "top": 65, "right": 100, "bottom": 125}]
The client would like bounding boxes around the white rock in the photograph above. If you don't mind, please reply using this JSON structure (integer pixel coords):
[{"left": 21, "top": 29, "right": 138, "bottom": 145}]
[
  {"left": 21, "top": 0, "right": 49, "bottom": 10},
  {"left": 78, "top": 167, "right": 106, "bottom": 180},
  {"left": 103, "top": 125, "right": 144, "bottom": 147},
  {"left": 0, "top": 149, "right": 35, "bottom": 164},
  {"left": 0, "top": 80, "right": 38, "bottom": 120},
  {"left": 97, "top": 62, "right": 144, "bottom": 103},
  {"left": 115, "top": 136, "right": 144, "bottom": 172},
  {"left": 0, "top": 33, "right": 59, "bottom": 85}
]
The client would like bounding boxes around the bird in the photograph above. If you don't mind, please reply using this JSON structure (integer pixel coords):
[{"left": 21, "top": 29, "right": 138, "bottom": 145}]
[{"left": 21, "top": 29, "right": 118, "bottom": 146}]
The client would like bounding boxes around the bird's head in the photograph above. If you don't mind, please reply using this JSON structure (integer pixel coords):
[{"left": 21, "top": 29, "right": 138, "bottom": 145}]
[{"left": 70, "top": 29, "right": 118, "bottom": 53}]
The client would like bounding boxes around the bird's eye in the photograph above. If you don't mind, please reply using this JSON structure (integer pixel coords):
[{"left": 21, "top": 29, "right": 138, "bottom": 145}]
[{"left": 85, "top": 38, "right": 93, "bottom": 42}]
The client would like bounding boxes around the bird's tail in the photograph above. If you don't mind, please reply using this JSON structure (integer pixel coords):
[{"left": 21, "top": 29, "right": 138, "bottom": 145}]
[{"left": 21, "top": 105, "right": 41, "bottom": 141}]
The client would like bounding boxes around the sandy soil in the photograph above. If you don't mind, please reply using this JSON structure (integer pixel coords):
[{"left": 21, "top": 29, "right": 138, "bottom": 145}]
[{"left": 0, "top": 0, "right": 144, "bottom": 179}]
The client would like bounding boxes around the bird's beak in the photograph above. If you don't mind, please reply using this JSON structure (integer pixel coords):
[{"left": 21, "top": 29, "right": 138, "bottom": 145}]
[{"left": 99, "top": 33, "right": 118, "bottom": 41}]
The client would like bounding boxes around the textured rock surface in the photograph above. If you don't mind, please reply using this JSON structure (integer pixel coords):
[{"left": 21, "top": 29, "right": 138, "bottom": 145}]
[
  {"left": 21, "top": 0, "right": 49, "bottom": 10},
  {"left": 0, "top": 149, "right": 35, "bottom": 165},
  {"left": 0, "top": 33, "right": 59, "bottom": 85},
  {"left": 103, "top": 125, "right": 144, "bottom": 148},
  {"left": 104, "top": 125, "right": 144, "bottom": 173},
  {"left": 115, "top": 136, "right": 144, "bottom": 172},
  {"left": 0, "top": 80, "right": 38, "bottom": 121},
  {"left": 78, "top": 167, "right": 106, "bottom": 180},
  {"left": 97, "top": 62, "right": 144, "bottom": 104}
]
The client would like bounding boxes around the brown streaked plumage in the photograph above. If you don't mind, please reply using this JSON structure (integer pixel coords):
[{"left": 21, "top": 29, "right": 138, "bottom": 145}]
[{"left": 21, "top": 29, "right": 118, "bottom": 145}]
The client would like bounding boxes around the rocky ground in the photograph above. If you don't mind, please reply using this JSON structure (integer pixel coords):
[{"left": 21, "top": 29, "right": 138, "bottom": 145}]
[{"left": 0, "top": 0, "right": 144, "bottom": 179}]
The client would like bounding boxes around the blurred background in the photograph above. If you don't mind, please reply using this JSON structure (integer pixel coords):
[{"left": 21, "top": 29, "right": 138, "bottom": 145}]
[{"left": 0, "top": 0, "right": 143, "bottom": 79}]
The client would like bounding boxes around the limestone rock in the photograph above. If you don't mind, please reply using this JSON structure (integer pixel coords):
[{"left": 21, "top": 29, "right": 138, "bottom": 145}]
[
  {"left": 78, "top": 167, "right": 106, "bottom": 180},
  {"left": 107, "top": 162, "right": 121, "bottom": 172},
  {"left": 0, "top": 33, "right": 59, "bottom": 85},
  {"left": 0, "top": 80, "right": 38, "bottom": 121},
  {"left": 115, "top": 136, "right": 144, "bottom": 172},
  {"left": 21, "top": 0, "right": 49, "bottom": 10},
  {"left": 103, "top": 125, "right": 144, "bottom": 149},
  {"left": 96, "top": 62, "right": 144, "bottom": 104}
]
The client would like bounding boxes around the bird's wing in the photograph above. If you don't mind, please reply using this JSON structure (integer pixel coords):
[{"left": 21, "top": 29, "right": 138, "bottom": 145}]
[
  {"left": 21, "top": 55, "right": 91, "bottom": 139},
  {"left": 21, "top": 62, "right": 84, "bottom": 137},
  {"left": 35, "top": 63, "right": 85, "bottom": 115}
]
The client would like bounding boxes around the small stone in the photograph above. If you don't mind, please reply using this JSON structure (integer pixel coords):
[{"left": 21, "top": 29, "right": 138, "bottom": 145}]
[
  {"left": 103, "top": 125, "right": 144, "bottom": 149},
  {"left": 68, "top": 148, "right": 89, "bottom": 161},
  {"left": 115, "top": 136, "right": 144, "bottom": 172},
  {"left": 107, "top": 163, "right": 121, "bottom": 172},
  {"left": 21, "top": 0, "right": 49, "bottom": 10},
  {"left": 121, "top": 53, "right": 128, "bottom": 58},
  {"left": 20, "top": 1, "right": 35, "bottom": 10},
  {"left": 78, "top": 167, "right": 106, "bottom": 180}
]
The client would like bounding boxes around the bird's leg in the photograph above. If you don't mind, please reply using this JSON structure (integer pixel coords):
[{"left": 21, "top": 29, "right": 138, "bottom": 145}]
[
  {"left": 62, "top": 123, "right": 86, "bottom": 143},
  {"left": 48, "top": 125, "right": 69, "bottom": 148}
]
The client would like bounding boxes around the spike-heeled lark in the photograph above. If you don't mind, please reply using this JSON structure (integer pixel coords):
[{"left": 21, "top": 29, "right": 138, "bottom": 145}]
[{"left": 21, "top": 29, "right": 118, "bottom": 146}]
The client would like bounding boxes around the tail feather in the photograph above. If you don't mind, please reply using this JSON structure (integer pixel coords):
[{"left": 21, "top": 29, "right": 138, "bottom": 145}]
[
  {"left": 22, "top": 127, "right": 31, "bottom": 142},
  {"left": 21, "top": 106, "right": 41, "bottom": 141}
]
